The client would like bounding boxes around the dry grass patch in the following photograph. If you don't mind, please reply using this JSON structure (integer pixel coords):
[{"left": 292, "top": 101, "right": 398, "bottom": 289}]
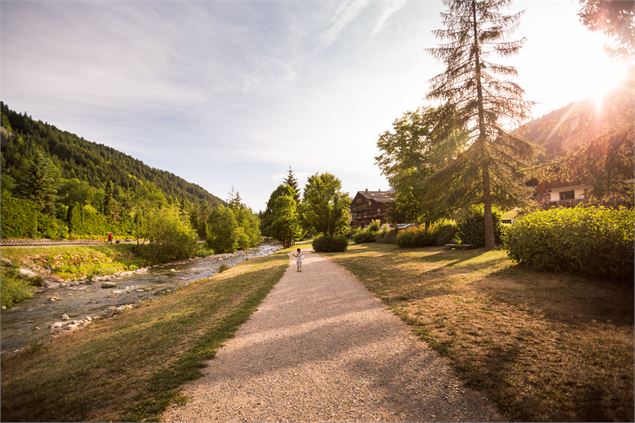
[
  {"left": 330, "top": 243, "right": 633, "bottom": 421},
  {"left": 1, "top": 252, "right": 290, "bottom": 422}
]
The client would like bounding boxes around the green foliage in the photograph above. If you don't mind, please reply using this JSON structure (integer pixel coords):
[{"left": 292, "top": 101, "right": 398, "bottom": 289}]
[
  {"left": 353, "top": 230, "right": 376, "bottom": 244},
  {"left": 283, "top": 166, "right": 301, "bottom": 203},
  {"left": 375, "top": 107, "right": 462, "bottom": 224},
  {"left": 396, "top": 225, "right": 436, "bottom": 248},
  {"left": 206, "top": 205, "right": 238, "bottom": 253},
  {"left": 37, "top": 214, "right": 67, "bottom": 240},
  {"left": 375, "top": 226, "right": 398, "bottom": 244},
  {"left": 145, "top": 205, "right": 198, "bottom": 262},
  {"left": 262, "top": 184, "right": 301, "bottom": 248},
  {"left": 505, "top": 206, "right": 634, "bottom": 279},
  {"left": 1, "top": 192, "right": 38, "bottom": 238},
  {"left": 312, "top": 235, "right": 348, "bottom": 252},
  {"left": 301, "top": 173, "right": 351, "bottom": 237},
  {"left": 0, "top": 263, "right": 36, "bottom": 308},
  {"left": 457, "top": 205, "right": 502, "bottom": 246},
  {"left": 433, "top": 222, "right": 457, "bottom": 246},
  {"left": 14, "top": 150, "right": 60, "bottom": 214}
]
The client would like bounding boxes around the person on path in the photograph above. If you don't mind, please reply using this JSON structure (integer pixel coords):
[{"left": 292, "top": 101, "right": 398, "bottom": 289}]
[
  {"left": 292, "top": 248, "right": 304, "bottom": 272},
  {"left": 107, "top": 232, "right": 113, "bottom": 243}
]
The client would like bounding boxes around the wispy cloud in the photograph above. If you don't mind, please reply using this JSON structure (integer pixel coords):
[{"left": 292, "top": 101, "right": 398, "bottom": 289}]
[
  {"left": 321, "top": 0, "right": 370, "bottom": 49},
  {"left": 372, "top": 1, "right": 408, "bottom": 35}
]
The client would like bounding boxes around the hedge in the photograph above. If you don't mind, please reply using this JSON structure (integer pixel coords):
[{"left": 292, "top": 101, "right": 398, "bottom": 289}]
[
  {"left": 505, "top": 206, "right": 634, "bottom": 280},
  {"left": 1, "top": 192, "right": 38, "bottom": 238},
  {"left": 353, "top": 230, "right": 376, "bottom": 244},
  {"left": 312, "top": 235, "right": 348, "bottom": 252}
]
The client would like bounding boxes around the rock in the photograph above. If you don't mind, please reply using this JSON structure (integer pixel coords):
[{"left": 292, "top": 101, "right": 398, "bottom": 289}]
[
  {"left": 50, "top": 321, "right": 64, "bottom": 330},
  {"left": 18, "top": 268, "right": 38, "bottom": 279},
  {"left": 49, "top": 295, "right": 61, "bottom": 302},
  {"left": 101, "top": 282, "right": 117, "bottom": 289},
  {"left": 112, "top": 289, "right": 123, "bottom": 294},
  {"left": 85, "top": 315, "right": 93, "bottom": 322},
  {"left": 1, "top": 257, "right": 12, "bottom": 266},
  {"left": 64, "top": 324, "right": 79, "bottom": 332},
  {"left": 170, "top": 268, "right": 177, "bottom": 273},
  {"left": 61, "top": 314, "right": 70, "bottom": 321},
  {"left": 45, "top": 281, "right": 61, "bottom": 289}
]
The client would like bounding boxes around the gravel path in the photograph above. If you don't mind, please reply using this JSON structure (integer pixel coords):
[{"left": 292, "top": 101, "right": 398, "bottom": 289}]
[{"left": 163, "top": 250, "right": 502, "bottom": 422}]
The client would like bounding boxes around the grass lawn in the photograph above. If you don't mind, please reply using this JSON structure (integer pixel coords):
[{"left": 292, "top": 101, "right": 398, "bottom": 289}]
[
  {"left": 1, "top": 250, "right": 290, "bottom": 422},
  {"left": 329, "top": 243, "right": 633, "bottom": 422}
]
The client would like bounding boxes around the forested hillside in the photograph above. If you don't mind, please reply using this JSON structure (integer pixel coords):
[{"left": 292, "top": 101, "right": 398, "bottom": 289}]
[
  {"left": 0, "top": 101, "right": 227, "bottom": 240},
  {"left": 515, "top": 77, "right": 634, "bottom": 158},
  {"left": 0, "top": 102, "right": 221, "bottom": 206}
]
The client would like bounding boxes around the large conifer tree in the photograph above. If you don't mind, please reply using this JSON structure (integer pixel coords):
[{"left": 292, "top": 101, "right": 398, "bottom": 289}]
[{"left": 428, "top": 0, "right": 535, "bottom": 249}]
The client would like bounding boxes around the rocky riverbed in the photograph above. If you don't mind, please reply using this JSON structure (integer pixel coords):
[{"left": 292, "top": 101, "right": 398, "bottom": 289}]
[{"left": 1, "top": 244, "right": 280, "bottom": 354}]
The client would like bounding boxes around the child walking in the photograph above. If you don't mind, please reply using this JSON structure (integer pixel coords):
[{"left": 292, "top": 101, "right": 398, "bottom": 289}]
[{"left": 292, "top": 248, "right": 304, "bottom": 272}]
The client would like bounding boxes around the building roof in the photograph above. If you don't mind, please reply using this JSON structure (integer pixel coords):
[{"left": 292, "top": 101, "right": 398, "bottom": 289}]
[{"left": 354, "top": 190, "right": 395, "bottom": 204}]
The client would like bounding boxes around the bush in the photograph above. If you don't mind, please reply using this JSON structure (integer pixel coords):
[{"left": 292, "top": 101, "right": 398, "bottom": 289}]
[
  {"left": 457, "top": 205, "right": 502, "bottom": 246},
  {"left": 353, "top": 230, "right": 376, "bottom": 243},
  {"left": 433, "top": 223, "right": 457, "bottom": 246},
  {"left": 505, "top": 206, "right": 634, "bottom": 279},
  {"left": 367, "top": 219, "right": 382, "bottom": 232},
  {"left": 375, "top": 227, "right": 398, "bottom": 244},
  {"left": 312, "top": 235, "right": 348, "bottom": 252},
  {"left": 0, "top": 263, "right": 36, "bottom": 308},
  {"left": 146, "top": 206, "right": 198, "bottom": 262},
  {"left": 396, "top": 225, "right": 436, "bottom": 248}
]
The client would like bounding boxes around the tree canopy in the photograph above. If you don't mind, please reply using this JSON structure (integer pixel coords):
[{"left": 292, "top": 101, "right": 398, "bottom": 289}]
[{"left": 301, "top": 173, "right": 351, "bottom": 237}]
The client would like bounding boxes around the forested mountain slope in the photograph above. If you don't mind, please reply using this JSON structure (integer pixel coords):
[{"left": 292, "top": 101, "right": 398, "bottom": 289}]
[
  {"left": 515, "top": 78, "right": 634, "bottom": 158},
  {"left": 0, "top": 101, "right": 221, "bottom": 207}
]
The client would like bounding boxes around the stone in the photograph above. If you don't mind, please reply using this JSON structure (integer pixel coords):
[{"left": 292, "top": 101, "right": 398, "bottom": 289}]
[
  {"left": 170, "top": 268, "right": 177, "bottom": 273},
  {"left": 101, "top": 282, "right": 117, "bottom": 289},
  {"left": 112, "top": 289, "right": 123, "bottom": 294},
  {"left": 1, "top": 257, "right": 12, "bottom": 266},
  {"left": 50, "top": 321, "right": 64, "bottom": 330},
  {"left": 85, "top": 315, "right": 93, "bottom": 322},
  {"left": 18, "top": 268, "right": 38, "bottom": 279},
  {"left": 49, "top": 295, "right": 61, "bottom": 302},
  {"left": 61, "top": 314, "right": 70, "bottom": 321},
  {"left": 64, "top": 324, "right": 79, "bottom": 332}
]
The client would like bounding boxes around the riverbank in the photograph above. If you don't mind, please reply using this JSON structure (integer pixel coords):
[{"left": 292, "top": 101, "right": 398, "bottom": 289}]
[
  {"left": 328, "top": 243, "right": 634, "bottom": 422},
  {"left": 1, "top": 249, "right": 290, "bottom": 422}
]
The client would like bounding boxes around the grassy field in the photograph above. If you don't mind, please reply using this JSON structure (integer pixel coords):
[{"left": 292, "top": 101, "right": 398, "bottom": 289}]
[
  {"left": 1, "top": 250, "right": 290, "bottom": 422},
  {"left": 329, "top": 243, "right": 633, "bottom": 422}
]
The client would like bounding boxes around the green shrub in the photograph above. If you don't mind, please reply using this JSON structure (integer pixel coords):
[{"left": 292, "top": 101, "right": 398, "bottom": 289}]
[
  {"left": 353, "top": 230, "right": 376, "bottom": 243},
  {"left": 433, "top": 223, "right": 457, "bottom": 246},
  {"left": 396, "top": 225, "right": 436, "bottom": 248},
  {"left": 312, "top": 235, "right": 348, "bottom": 252},
  {"left": 457, "top": 204, "right": 502, "bottom": 246},
  {"left": 218, "top": 263, "right": 229, "bottom": 273},
  {"left": 0, "top": 264, "right": 36, "bottom": 308},
  {"left": 505, "top": 206, "right": 634, "bottom": 279},
  {"left": 367, "top": 219, "right": 382, "bottom": 232},
  {"left": 146, "top": 206, "right": 198, "bottom": 262},
  {"left": 375, "top": 227, "right": 398, "bottom": 244}
]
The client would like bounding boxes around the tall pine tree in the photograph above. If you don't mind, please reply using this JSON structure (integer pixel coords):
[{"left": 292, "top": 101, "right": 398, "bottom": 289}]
[
  {"left": 283, "top": 166, "right": 300, "bottom": 203},
  {"left": 428, "top": 0, "right": 535, "bottom": 249}
]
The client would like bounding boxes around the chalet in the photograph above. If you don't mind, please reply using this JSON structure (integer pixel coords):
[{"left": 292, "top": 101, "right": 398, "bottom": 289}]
[
  {"left": 350, "top": 189, "right": 394, "bottom": 228},
  {"left": 534, "top": 181, "right": 587, "bottom": 208}
]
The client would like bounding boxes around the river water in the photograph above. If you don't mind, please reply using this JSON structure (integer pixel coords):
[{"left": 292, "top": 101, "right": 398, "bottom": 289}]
[{"left": 1, "top": 244, "right": 280, "bottom": 354}]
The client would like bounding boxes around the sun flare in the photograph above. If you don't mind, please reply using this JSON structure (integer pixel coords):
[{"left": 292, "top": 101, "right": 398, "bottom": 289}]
[{"left": 584, "top": 58, "right": 629, "bottom": 110}]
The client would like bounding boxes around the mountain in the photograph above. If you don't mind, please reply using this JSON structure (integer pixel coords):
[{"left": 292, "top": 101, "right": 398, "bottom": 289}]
[
  {"left": 515, "top": 76, "right": 634, "bottom": 159},
  {"left": 0, "top": 101, "right": 222, "bottom": 208}
]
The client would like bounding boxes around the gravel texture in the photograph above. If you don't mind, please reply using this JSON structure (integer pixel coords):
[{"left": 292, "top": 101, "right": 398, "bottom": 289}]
[{"left": 163, "top": 250, "right": 502, "bottom": 422}]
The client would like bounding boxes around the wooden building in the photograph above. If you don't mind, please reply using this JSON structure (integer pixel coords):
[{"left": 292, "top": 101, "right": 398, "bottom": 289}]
[{"left": 350, "top": 189, "right": 395, "bottom": 228}]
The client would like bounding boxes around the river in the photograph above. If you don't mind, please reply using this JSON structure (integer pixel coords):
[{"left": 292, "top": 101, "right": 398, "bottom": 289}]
[{"left": 1, "top": 244, "right": 280, "bottom": 354}]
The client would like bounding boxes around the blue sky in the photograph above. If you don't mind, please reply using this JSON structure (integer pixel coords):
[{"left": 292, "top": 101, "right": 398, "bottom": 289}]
[{"left": 1, "top": 0, "right": 628, "bottom": 210}]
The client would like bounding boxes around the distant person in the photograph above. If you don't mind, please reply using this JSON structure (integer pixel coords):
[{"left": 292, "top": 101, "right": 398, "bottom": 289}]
[
  {"left": 292, "top": 248, "right": 304, "bottom": 272},
  {"left": 107, "top": 232, "right": 113, "bottom": 243}
]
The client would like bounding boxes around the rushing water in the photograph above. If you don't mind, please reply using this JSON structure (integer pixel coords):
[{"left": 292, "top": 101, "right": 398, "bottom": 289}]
[{"left": 1, "top": 244, "right": 280, "bottom": 354}]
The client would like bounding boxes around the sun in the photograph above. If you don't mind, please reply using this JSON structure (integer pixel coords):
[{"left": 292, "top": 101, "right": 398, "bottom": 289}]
[{"left": 585, "top": 57, "right": 629, "bottom": 110}]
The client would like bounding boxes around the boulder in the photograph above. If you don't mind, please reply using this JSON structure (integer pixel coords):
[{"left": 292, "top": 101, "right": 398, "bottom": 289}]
[
  {"left": 61, "top": 314, "right": 70, "bottom": 321},
  {"left": 101, "top": 282, "right": 117, "bottom": 289},
  {"left": 18, "top": 268, "right": 38, "bottom": 279}
]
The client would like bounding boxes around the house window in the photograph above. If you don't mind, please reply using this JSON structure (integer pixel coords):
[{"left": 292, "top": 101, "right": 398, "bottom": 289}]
[{"left": 559, "top": 190, "right": 575, "bottom": 200}]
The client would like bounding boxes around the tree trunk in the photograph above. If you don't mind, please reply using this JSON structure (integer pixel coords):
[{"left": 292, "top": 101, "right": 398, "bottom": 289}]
[
  {"left": 482, "top": 165, "right": 496, "bottom": 250},
  {"left": 471, "top": 0, "right": 495, "bottom": 250}
]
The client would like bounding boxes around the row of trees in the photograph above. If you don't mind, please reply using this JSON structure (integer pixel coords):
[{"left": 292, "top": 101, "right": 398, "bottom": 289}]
[
  {"left": 260, "top": 168, "right": 351, "bottom": 247},
  {"left": 375, "top": 0, "right": 633, "bottom": 250}
]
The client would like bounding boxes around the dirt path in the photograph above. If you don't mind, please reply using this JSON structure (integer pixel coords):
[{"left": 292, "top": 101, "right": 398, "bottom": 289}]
[{"left": 163, "top": 250, "right": 502, "bottom": 422}]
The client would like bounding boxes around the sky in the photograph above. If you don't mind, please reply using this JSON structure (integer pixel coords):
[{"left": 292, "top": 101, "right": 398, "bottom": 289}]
[{"left": 1, "top": 0, "right": 629, "bottom": 210}]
